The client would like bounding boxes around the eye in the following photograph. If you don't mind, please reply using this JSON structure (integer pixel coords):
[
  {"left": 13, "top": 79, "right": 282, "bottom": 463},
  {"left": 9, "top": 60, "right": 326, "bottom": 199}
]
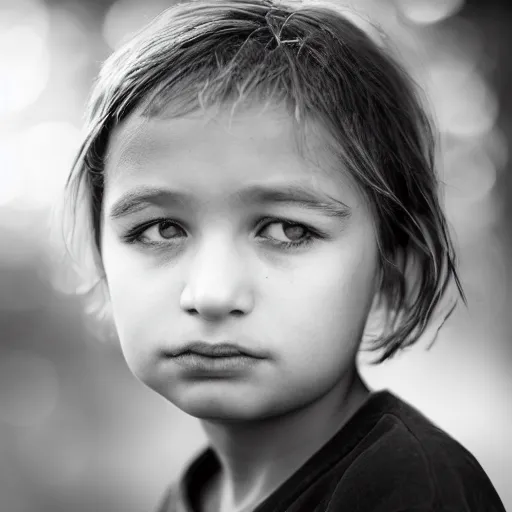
[
  {"left": 260, "top": 220, "right": 308, "bottom": 243},
  {"left": 122, "top": 216, "right": 323, "bottom": 250},
  {"left": 145, "top": 221, "right": 182, "bottom": 240},
  {"left": 255, "top": 218, "right": 319, "bottom": 250},
  {"left": 121, "top": 219, "right": 185, "bottom": 246}
]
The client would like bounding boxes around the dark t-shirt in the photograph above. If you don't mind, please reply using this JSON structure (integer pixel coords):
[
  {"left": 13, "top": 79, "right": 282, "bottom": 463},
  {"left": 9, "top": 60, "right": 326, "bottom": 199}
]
[{"left": 156, "top": 390, "right": 506, "bottom": 512}]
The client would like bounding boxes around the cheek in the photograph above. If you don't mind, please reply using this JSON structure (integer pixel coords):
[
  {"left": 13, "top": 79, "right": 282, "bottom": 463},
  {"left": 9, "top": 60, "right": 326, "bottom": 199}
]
[
  {"left": 285, "top": 244, "right": 377, "bottom": 319},
  {"left": 107, "top": 272, "right": 170, "bottom": 343},
  {"left": 102, "top": 229, "right": 164, "bottom": 315},
  {"left": 101, "top": 241, "right": 170, "bottom": 366},
  {"left": 271, "top": 245, "right": 378, "bottom": 362},
  {"left": 106, "top": 277, "right": 174, "bottom": 386}
]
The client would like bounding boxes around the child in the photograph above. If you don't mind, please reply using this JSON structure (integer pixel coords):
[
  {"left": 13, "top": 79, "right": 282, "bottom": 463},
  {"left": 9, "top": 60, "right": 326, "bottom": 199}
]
[{"left": 59, "top": 1, "right": 506, "bottom": 510}]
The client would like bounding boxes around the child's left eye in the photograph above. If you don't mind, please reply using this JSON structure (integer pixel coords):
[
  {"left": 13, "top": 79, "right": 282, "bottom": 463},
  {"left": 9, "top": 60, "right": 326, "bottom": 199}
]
[{"left": 121, "top": 217, "right": 324, "bottom": 251}]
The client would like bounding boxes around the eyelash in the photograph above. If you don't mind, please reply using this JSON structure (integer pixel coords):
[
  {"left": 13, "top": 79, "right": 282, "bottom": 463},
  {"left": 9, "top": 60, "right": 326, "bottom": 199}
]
[{"left": 121, "top": 216, "right": 323, "bottom": 251}]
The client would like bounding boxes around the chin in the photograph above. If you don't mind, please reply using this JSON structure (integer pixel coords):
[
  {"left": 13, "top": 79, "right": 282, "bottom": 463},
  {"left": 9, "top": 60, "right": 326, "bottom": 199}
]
[
  {"left": 182, "top": 398, "right": 269, "bottom": 422},
  {"left": 168, "top": 390, "right": 286, "bottom": 423}
]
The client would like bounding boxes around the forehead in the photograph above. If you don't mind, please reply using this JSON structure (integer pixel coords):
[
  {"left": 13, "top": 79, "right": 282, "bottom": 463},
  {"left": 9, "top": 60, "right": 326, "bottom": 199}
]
[{"left": 103, "top": 103, "right": 356, "bottom": 202}]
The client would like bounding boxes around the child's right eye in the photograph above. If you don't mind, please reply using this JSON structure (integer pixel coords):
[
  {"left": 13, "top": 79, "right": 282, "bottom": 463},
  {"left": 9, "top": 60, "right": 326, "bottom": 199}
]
[{"left": 122, "top": 219, "right": 185, "bottom": 246}]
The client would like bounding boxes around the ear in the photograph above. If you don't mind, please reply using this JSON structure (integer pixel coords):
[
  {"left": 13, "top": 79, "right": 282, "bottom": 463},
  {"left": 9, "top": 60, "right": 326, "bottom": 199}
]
[{"left": 361, "top": 265, "right": 386, "bottom": 345}]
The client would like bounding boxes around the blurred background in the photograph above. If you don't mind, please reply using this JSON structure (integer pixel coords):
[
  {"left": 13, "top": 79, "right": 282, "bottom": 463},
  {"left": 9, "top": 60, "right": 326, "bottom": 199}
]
[{"left": 0, "top": 0, "right": 511, "bottom": 510}]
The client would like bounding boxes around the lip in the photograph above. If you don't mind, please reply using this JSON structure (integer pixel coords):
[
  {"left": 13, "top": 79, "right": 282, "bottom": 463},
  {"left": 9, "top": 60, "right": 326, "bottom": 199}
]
[
  {"left": 164, "top": 341, "right": 267, "bottom": 359},
  {"left": 170, "top": 353, "right": 260, "bottom": 373}
]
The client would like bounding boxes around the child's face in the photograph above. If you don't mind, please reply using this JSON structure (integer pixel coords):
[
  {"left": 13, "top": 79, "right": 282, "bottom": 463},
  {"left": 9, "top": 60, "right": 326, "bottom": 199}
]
[{"left": 100, "top": 103, "right": 380, "bottom": 421}]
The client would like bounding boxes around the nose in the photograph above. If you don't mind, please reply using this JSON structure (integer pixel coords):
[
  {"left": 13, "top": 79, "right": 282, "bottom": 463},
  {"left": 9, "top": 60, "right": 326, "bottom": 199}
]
[{"left": 179, "top": 234, "right": 254, "bottom": 321}]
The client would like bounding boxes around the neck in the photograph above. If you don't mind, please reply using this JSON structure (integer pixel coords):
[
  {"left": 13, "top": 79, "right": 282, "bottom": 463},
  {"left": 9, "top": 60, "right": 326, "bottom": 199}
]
[{"left": 200, "top": 369, "right": 370, "bottom": 512}]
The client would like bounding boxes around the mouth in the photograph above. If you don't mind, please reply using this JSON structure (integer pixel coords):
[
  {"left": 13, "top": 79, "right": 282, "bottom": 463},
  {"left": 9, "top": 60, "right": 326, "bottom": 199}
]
[
  {"left": 163, "top": 340, "right": 267, "bottom": 359},
  {"left": 163, "top": 341, "right": 267, "bottom": 374}
]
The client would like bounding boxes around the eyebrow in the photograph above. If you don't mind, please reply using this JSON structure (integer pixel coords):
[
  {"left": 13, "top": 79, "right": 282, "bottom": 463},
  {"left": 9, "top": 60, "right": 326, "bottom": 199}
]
[{"left": 108, "top": 183, "right": 351, "bottom": 221}]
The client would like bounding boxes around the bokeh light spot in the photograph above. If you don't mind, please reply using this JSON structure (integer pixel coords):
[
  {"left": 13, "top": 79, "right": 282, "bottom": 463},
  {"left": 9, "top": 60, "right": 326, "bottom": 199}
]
[
  {"left": 0, "top": 122, "right": 81, "bottom": 211},
  {"left": 0, "top": 0, "right": 50, "bottom": 115},
  {"left": 444, "top": 145, "right": 497, "bottom": 201},
  {"left": 396, "top": 0, "right": 465, "bottom": 25},
  {"left": 427, "top": 60, "right": 497, "bottom": 137}
]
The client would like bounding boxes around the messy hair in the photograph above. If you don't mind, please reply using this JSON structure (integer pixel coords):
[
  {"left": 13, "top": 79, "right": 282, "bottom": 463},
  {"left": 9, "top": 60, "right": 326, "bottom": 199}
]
[{"left": 57, "top": 0, "right": 465, "bottom": 363}]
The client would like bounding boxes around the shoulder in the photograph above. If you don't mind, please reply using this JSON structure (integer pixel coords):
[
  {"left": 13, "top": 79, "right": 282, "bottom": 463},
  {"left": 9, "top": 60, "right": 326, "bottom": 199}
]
[{"left": 332, "top": 392, "right": 505, "bottom": 511}]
